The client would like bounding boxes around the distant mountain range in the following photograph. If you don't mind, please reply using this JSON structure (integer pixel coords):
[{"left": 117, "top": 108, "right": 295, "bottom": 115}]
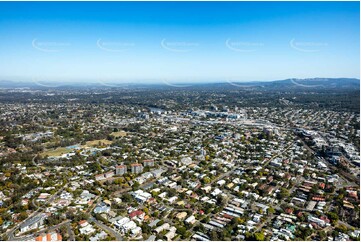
[
  {"left": 222, "top": 78, "right": 360, "bottom": 90},
  {"left": 0, "top": 78, "right": 359, "bottom": 90}
]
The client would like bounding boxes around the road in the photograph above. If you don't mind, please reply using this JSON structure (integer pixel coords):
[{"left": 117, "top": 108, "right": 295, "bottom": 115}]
[
  {"left": 88, "top": 216, "right": 123, "bottom": 241},
  {"left": 7, "top": 220, "right": 71, "bottom": 241},
  {"left": 209, "top": 167, "right": 238, "bottom": 186},
  {"left": 337, "top": 220, "right": 355, "bottom": 230},
  {"left": 5, "top": 183, "right": 69, "bottom": 240},
  {"left": 31, "top": 154, "right": 38, "bottom": 167},
  {"left": 65, "top": 222, "right": 75, "bottom": 241},
  {"left": 112, "top": 178, "right": 155, "bottom": 197}
]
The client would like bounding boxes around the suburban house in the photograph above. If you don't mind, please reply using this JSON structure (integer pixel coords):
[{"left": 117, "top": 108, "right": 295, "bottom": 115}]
[{"left": 19, "top": 213, "right": 47, "bottom": 233}]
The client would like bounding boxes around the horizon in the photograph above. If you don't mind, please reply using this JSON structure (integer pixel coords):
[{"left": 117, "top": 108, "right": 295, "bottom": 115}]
[
  {"left": 0, "top": 1, "right": 360, "bottom": 83},
  {"left": 0, "top": 77, "right": 360, "bottom": 88}
]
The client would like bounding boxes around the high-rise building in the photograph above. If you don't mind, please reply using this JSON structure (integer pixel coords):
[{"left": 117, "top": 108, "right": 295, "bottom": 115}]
[
  {"left": 131, "top": 163, "right": 143, "bottom": 174},
  {"left": 143, "top": 159, "right": 155, "bottom": 167},
  {"left": 116, "top": 165, "right": 127, "bottom": 175}
]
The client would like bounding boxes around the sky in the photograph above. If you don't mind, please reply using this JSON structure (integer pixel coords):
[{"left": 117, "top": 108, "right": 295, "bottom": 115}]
[{"left": 0, "top": 1, "right": 359, "bottom": 84}]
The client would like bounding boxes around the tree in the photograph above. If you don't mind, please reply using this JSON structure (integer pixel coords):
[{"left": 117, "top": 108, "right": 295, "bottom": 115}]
[
  {"left": 168, "top": 188, "right": 176, "bottom": 197},
  {"left": 310, "top": 184, "right": 318, "bottom": 194},
  {"left": 74, "top": 212, "right": 89, "bottom": 222},
  {"left": 209, "top": 230, "right": 219, "bottom": 240},
  {"left": 18, "top": 211, "right": 28, "bottom": 221},
  {"left": 194, "top": 223, "right": 205, "bottom": 233},
  {"left": 216, "top": 195, "right": 227, "bottom": 207},
  {"left": 230, "top": 217, "right": 239, "bottom": 226},
  {"left": 141, "top": 223, "right": 151, "bottom": 234},
  {"left": 327, "top": 211, "right": 339, "bottom": 224},
  {"left": 122, "top": 193, "right": 132, "bottom": 203},
  {"left": 318, "top": 230, "right": 327, "bottom": 240},
  {"left": 267, "top": 206, "right": 275, "bottom": 215},
  {"left": 254, "top": 232, "right": 265, "bottom": 241},
  {"left": 132, "top": 181, "right": 140, "bottom": 190},
  {"left": 336, "top": 224, "right": 348, "bottom": 233},
  {"left": 203, "top": 177, "right": 211, "bottom": 184},
  {"left": 157, "top": 220, "right": 164, "bottom": 226},
  {"left": 177, "top": 226, "right": 187, "bottom": 238},
  {"left": 114, "top": 178, "right": 124, "bottom": 185},
  {"left": 277, "top": 188, "right": 289, "bottom": 199}
]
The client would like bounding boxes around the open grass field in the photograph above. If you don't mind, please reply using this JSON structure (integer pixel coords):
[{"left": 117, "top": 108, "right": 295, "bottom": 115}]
[
  {"left": 83, "top": 139, "right": 113, "bottom": 147},
  {"left": 110, "top": 131, "right": 127, "bottom": 137},
  {"left": 40, "top": 147, "right": 69, "bottom": 157},
  {"left": 40, "top": 138, "right": 113, "bottom": 157}
]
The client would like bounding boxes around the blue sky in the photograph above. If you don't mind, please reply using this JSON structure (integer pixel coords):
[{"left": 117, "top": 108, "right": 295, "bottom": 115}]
[{"left": 0, "top": 1, "right": 359, "bottom": 83}]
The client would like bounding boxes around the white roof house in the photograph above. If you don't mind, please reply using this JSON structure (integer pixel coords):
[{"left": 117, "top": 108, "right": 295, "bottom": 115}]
[
  {"left": 158, "top": 192, "right": 167, "bottom": 199},
  {"left": 114, "top": 217, "right": 130, "bottom": 229},
  {"left": 185, "top": 215, "right": 196, "bottom": 224},
  {"left": 168, "top": 196, "right": 178, "bottom": 203},
  {"left": 122, "top": 221, "right": 137, "bottom": 232},
  {"left": 211, "top": 188, "right": 222, "bottom": 197},
  {"left": 154, "top": 223, "right": 170, "bottom": 234}
]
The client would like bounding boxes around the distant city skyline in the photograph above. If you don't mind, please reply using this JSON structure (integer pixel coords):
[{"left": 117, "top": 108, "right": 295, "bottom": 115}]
[{"left": 0, "top": 1, "right": 359, "bottom": 83}]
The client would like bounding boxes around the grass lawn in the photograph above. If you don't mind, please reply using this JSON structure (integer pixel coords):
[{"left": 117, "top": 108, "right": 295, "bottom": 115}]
[
  {"left": 41, "top": 138, "right": 113, "bottom": 157},
  {"left": 110, "top": 131, "right": 127, "bottom": 137},
  {"left": 83, "top": 139, "right": 113, "bottom": 147},
  {"left": 40, "top": 147, "right": 69, "bottom": 157}
]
